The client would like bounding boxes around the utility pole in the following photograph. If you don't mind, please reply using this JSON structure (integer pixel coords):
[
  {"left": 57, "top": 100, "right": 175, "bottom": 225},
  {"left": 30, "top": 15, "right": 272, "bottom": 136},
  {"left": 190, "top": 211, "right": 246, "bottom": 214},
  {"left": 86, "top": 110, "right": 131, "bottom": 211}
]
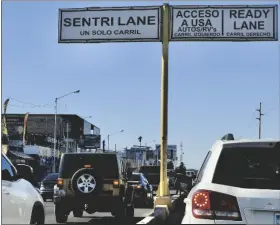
[
  {"left": 53, "top": 98, "right": 58, "bottom": 173},
  {"left": 66, "top": 123, "right": 69, "bottom": 153},
  {"left": 256, "top": 102, "right": 264, "bottom": 139},
  {"left": 107, "top": 135, "right": 110, "bottom": 151},
  {"left": 180, "top": 142, "right": 183, "bottom": 165}
]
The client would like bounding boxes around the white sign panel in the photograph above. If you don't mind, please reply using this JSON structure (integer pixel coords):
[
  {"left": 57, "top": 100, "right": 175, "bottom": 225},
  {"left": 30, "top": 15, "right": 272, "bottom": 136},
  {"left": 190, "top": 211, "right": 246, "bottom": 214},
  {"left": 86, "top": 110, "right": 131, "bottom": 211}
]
[
  {"left": 59, "top": 6, "right": 161, "bottom": 43},
  {"left": 171, "top": 5, "right": 278, "bottom": 41}
]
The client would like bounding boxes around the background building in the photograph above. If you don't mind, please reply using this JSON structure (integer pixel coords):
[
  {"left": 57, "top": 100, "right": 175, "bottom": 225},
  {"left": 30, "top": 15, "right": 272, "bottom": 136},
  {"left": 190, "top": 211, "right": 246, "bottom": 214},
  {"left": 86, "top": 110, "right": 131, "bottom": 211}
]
[
  {"left": 125, "top": 145, "right": 156, "bottom": 169},
  {"left": 4, "top": 113, "right": 101, "bottom": 155},
  {"left": 155, "top": 144, "right": 178, "bottom": 166}
]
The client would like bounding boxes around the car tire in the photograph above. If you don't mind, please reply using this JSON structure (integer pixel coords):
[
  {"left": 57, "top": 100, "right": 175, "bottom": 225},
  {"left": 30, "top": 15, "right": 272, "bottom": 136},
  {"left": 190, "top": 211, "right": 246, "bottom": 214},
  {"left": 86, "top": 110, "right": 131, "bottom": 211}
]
[
  {"left": 30, "top": 205, "right": 45, "bottom": 224},
  {"left": 126, "top": 204, "right": 134, "bottom": 217},
  {"left": 73, "top": 209, "right": 83, "bottom": 217},
  {"left": 71, "top": 168, "right": 102, "bottom": 196},
  {"left": 148, "top": 197, "right": 154, "bottom": 209},
  {"left": 55, "top": 204, "right": 68, "bottom": 223}
]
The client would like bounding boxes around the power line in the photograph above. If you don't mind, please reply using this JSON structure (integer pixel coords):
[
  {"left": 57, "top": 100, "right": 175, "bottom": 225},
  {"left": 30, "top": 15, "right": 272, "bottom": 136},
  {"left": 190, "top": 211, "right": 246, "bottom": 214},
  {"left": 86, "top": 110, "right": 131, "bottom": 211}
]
[
  {"left": 256, "top": 102, "right": 264, "bottom": 139},
  {"left": 9, "top": 97, "right": 53, "bottom": 108}
]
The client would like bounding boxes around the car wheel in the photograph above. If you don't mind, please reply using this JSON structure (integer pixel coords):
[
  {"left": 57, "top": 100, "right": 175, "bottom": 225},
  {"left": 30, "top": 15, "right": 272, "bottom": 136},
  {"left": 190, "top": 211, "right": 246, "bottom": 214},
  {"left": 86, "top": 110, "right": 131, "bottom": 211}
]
[
  {"left": 71, "top": 168, "right": 102, "bottom": 196},
  {"left": 30, "top": 206, "right": 45, "bottom": 224},
  {"left": 55, "top": 204, "right": 68, "bottom": 223},
  {"left": 126, "top": 204, "right": 134, "bottom": 217},
  {"left": 73, "top": 209, "right": 83, "bottom": 217},
  {"left": 148, "top": 196, "right": 154, "bottom": 209}
]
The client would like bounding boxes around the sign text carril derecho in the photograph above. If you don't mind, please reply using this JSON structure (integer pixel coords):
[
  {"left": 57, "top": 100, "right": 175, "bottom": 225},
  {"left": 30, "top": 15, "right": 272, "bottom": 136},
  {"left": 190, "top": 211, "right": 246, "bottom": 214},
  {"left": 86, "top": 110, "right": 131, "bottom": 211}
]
[
  {"left": 58, "top": 6, "right": 161, "bottom": 43},
  {"left": 171, "top": 5, "right": 278, "bottom": 41},
  {"left": 58, "top": 5, "right": 278, "bottom": 43}
]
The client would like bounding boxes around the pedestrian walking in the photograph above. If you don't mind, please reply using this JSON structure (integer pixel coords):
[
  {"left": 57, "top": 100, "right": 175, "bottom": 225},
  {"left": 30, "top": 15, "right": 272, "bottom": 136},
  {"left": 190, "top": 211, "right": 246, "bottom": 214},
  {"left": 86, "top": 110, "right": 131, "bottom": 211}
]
[{"left": 175, "top": 174, "right": 181, "bottom": 195}]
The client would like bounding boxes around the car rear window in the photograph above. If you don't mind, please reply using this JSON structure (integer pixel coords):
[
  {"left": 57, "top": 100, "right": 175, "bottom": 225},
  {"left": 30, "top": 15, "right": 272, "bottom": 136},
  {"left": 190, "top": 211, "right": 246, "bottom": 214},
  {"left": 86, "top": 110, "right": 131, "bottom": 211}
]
[
  {"left": 59, "top": 154, "right": 119, "bottom": 179},
  {"left": 140, "top": 166, "right": 160, "bottom": 174},
  {"left": 212, "top": 143, "right": 280, "bottom": 190},
  {"left": 44, "top": 173, "right": 58, "bottom": 181},
  {"left": 128, "top": 174, "right": 141, "bottom": 181}
]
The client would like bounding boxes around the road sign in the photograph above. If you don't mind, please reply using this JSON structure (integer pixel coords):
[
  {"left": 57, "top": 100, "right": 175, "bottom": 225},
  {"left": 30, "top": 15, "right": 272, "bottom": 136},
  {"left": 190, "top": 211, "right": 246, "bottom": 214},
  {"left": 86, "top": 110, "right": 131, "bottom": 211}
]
[
  {"left": 58, "top": 6, "right": 161, "bottom": 43},
  {"left": 170, "top": 5, "right": 278, "bottom": 41}
]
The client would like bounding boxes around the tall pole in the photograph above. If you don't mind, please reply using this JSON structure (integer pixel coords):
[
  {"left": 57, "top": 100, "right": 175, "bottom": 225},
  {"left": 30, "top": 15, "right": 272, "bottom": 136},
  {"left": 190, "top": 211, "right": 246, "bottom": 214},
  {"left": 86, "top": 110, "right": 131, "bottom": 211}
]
[
  {"left": 155, "top": 4, "right": 171, "bottom": 206},
  {"left": 53, "top": 98, "right": 58, "bottom": 173},
  {"left": 107, "top": 135, "right": 110, "bottom": 151},
  {"left": 256, "top": 102, "right": 264, "bottom": 139},
  {"left": 66, "top": 123, "right": 69, "bottom": 153},
  {"left": 115, "top": 143, "right": 116, "bottom": 152}
]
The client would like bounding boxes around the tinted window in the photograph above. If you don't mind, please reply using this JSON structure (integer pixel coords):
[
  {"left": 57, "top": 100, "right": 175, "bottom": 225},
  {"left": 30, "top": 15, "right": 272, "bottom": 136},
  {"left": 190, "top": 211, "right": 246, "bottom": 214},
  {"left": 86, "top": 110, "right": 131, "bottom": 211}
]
[
  {"left": 44, "top": 173, "right": 58, "bottom": 181},
  {"left": 59, "top": 154, "right": 119, "bottom": 179},
  {"left": 212, "top": 144, "right": 280, "bottom": 190},
  {"left": 140, "top": 166, "right": 160, "bottom": 174},
  {"left": 128, "top": 174, "right": 141, "bottom": 181},
  {"left": 2, "top": 155, "right": 16, "bottom": 181}
]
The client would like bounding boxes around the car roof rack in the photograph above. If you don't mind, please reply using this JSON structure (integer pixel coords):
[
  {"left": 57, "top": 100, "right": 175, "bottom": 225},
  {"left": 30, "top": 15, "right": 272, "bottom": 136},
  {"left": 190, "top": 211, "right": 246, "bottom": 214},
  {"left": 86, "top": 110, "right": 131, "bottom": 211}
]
[{"left": 221, "top": 133, "right": 235, "bottom": 141}]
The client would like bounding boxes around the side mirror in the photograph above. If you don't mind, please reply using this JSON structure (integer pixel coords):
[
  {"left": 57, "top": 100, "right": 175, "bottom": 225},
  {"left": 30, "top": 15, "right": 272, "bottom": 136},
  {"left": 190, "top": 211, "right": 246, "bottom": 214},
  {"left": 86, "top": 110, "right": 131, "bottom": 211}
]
[{"left": 16, "top": 164, "right": 34, "bottom": 183}]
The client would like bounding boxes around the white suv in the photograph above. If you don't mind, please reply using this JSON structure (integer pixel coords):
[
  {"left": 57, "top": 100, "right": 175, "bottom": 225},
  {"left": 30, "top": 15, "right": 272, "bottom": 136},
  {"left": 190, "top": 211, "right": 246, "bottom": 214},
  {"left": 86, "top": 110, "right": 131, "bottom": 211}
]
[
  {"left": 2, "top": 153, "right": 45, "bottom": 224},
  {"left": 182, "top": 134, "right": 280, "bottom": 224}
]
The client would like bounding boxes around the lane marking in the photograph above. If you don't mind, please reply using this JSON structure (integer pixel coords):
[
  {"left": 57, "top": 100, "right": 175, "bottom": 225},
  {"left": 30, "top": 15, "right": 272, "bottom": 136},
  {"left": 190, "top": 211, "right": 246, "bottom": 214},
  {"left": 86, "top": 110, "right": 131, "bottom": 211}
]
[{"left": 137, "top": 216, "right": 155, "bottom": 224}]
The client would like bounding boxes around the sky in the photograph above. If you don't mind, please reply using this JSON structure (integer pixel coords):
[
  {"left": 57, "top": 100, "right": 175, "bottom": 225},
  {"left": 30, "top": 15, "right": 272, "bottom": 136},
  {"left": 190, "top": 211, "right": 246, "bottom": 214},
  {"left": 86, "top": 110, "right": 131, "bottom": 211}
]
[{"left": 2, "top": 0, "right": 280, "bottom": 169}]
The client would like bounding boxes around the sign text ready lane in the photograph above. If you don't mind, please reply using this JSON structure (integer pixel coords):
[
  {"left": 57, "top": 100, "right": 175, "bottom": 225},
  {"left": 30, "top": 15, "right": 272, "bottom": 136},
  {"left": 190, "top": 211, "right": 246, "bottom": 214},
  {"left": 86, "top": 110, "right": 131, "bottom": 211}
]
[
  {"left": 59, "top": 6, "right": 161, "bottom": 43},
  {"left": 171, "top": 5, "right": 278, "bottom": 41}
]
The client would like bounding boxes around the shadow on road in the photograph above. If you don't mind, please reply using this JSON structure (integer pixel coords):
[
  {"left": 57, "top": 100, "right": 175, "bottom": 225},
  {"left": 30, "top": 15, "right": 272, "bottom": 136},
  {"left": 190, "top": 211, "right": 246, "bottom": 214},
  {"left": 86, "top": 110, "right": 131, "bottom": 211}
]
[
  {"left": 88, "top": 216, "right": 144, "bottom": 224},
  {"left": 59, "top": 216, "right": 144, "bottom": 224}
]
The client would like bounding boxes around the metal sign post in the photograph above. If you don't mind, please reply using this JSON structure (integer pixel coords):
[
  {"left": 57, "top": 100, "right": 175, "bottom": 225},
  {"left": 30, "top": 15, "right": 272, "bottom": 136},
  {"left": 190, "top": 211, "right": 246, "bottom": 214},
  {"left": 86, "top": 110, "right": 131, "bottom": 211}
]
[{"left": 154, "top": 4, "right": 171, "bottom": 207}]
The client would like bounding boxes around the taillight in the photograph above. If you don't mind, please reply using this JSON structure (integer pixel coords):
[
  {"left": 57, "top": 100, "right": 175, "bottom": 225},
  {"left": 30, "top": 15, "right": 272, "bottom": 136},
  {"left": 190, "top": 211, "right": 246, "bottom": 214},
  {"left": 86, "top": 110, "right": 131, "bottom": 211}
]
[
  {"left": 57, "top": 178, "right": 63, "bottom": 188},
  {"left": 136, "top": 185, "right": 142, "bottom": 189},
  {"left": 192, "top": 190, "right": 242, "bottom": 221},
  {"left": 113, "top": 180, "right": 119, "bottom": 187}
]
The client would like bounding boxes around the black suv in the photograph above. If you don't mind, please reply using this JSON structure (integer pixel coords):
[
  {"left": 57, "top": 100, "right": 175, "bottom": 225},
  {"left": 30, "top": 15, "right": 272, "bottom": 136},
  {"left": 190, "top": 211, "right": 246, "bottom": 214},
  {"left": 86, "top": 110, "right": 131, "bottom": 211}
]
[{"left": 54, "top": 152, "right": 135, "bottom": 223}]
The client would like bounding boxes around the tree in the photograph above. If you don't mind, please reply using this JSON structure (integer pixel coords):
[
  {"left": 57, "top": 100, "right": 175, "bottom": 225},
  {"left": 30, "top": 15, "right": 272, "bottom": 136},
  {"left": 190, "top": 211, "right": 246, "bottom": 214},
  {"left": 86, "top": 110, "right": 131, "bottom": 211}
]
[
  {"left": 167, "top": 161, "right": 174, "bottom": 170},
  {"left": 175, "top": 162, "right": 187, "bottom": 175}
]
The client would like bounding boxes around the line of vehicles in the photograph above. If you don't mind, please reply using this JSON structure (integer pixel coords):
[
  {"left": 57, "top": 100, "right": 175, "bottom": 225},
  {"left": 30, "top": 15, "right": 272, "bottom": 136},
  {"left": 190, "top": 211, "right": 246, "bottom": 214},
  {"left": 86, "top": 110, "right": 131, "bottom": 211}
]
[{"left": 2, "top": 148, "right": 180, "bottom": 224}]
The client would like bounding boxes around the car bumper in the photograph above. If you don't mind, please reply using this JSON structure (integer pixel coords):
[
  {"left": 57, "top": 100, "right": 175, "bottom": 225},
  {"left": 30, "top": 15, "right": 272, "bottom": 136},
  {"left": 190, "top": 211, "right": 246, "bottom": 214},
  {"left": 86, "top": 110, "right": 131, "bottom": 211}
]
[{"left": 40, "top": 189, "right": 54, "bottom": 195}]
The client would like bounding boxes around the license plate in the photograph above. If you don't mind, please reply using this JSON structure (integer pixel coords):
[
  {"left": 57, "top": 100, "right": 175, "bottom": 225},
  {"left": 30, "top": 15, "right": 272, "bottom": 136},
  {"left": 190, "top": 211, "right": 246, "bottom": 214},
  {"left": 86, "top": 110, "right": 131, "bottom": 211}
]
[{"left": 275, "top": 213, "right": 280, "bottom": 225}]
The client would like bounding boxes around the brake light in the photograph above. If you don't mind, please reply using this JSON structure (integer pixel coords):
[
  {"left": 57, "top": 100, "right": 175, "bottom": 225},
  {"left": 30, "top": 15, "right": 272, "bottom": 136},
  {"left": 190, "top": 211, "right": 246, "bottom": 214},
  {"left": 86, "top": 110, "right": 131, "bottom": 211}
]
[
  {"left": 57, "top": 178, "right": 63, "bottom": 188},
  {"left": 136, "top": 185, "right": 142, "bottom": 189},
  {"left": 113, "top": 180, "right": 119, "bottom": 187},
  {"left": 84, "top": 165, "right": 91, "bottom": 168},
  {"left": 192, "top": 190, "right": 242, "bottom": 221}
]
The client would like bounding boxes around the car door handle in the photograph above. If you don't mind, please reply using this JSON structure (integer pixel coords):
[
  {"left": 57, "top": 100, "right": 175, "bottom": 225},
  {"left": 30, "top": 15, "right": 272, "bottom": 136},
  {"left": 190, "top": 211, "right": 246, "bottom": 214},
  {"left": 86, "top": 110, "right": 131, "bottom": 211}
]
[{"left": 3, "top": 189, "right": 10, "bottom": 196}]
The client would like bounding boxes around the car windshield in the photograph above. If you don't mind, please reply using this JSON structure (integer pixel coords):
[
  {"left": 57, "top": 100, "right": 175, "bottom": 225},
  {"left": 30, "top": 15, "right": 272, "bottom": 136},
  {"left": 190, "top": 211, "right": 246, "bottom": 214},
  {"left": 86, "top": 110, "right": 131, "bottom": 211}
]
[
  {"left": 44, "top": 173, "right": 58, "bottom": 181},
  {"left": 59, "top": 153, "right": 119, "bottom": 179},
  {"left": 212, "top": 143, "right": 280, "bottom": 190},
  {"left": 128, "top": 174, "right": 140, "bottom": 181}
]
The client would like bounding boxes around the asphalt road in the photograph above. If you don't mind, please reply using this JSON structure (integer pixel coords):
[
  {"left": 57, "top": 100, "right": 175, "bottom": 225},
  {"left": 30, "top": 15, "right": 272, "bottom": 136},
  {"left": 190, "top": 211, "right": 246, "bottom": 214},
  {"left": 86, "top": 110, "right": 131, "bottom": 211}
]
[
  {"left": 45, "top": 190, "right": 178, "bottom": 224},
  {"left": 45, "top": 201, "right": 154, "bottom": 224}
]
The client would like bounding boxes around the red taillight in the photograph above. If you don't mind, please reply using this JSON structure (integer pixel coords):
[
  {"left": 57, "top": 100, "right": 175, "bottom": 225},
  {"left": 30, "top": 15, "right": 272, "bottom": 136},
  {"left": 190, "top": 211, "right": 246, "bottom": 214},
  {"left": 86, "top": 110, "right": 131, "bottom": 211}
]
[
  {"left": 57, "top": 178, "right": 63, "bottom": 188},
  {"left": 192, "top": 190, "right": 242, "bottom": 221}
]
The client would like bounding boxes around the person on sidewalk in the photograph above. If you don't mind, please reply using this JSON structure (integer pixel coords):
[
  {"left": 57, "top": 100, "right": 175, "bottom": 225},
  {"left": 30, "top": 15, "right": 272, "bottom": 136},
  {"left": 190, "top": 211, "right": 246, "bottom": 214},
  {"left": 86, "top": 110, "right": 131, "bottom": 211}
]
[{"left": 175, "top": 174, "right": 181, "bottom": 195}]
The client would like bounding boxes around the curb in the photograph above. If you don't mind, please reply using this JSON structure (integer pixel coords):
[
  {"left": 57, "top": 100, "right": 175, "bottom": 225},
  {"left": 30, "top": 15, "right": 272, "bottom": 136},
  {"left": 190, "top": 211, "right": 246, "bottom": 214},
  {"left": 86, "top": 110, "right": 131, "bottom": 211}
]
[{"left": 137, "top": 194, "right": 186, "bottom": 224}]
